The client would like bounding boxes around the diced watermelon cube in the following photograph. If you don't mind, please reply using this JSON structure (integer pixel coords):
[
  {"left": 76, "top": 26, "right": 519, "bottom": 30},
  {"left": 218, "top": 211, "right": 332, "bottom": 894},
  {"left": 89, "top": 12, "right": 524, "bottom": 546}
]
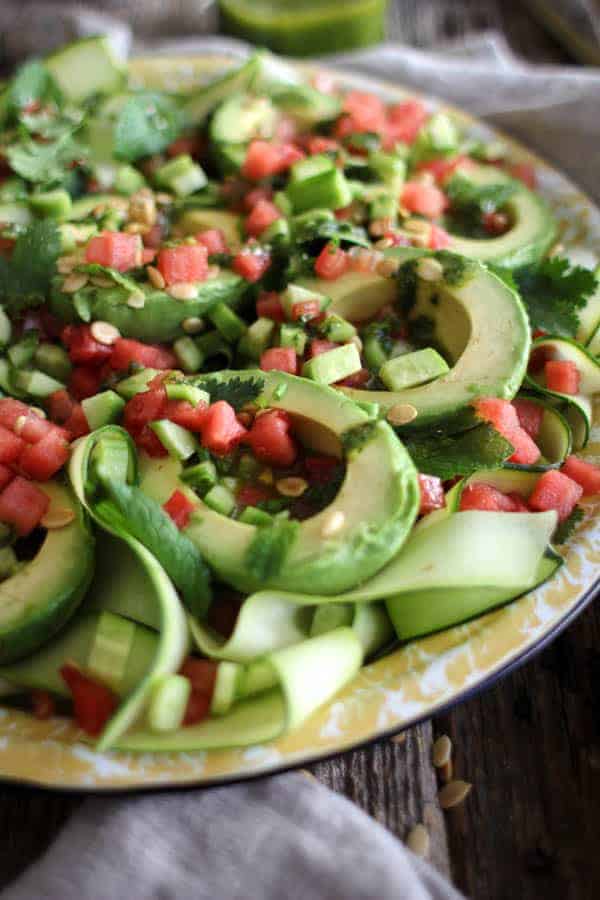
[
  {"left": 244, "top": 409, "right": 297, "bottom": 468},
  {"left": 260, "top": 347, "right": 298, "bottom": 375},
  {"left": 157, "top": 244, "right": 208, "bottom": 287},
  {"left": 164, "top": 400, "right": 208, "bottom": 433},
  {"left": 19, "top": 428, "right": 71, "bottom": 481},
  {"left": 0, "top": 464, "right": 14, "bottom": 491},
  {"left": 245, "top": 200, "right": 281, "bottom": 238},
  {"left": 196, "top": 229, "right": 228, "bottom": 255},
  {"left": 314, "top": 243, "right": 348, "bottom": 280},
  {"left": 0, "top": 477, "right": 50, "bottom": 535},
  {"left": 109, "top": 339, "right": 177, "bottom": 372},
  {"left": 561, "top": 456, "right": 600, "bottom": 496},
  {"left": 418, "top": 474, "right": 445, "bottom": 515},
  {"left": 473, "top": 397, "right": 520, "bottom": 437},
  {"left": 0, "top": 399, "right": 29, "bottom": 431},
  {"left": 0, "top": 425, "right": 24, "bottom": 465},
  {"left": 459, "top": 482, "right": 520, "bottom": 513},
  {"left": 201, "top": 401, "right": 247, "bottom": 455},
  {"left": 401, "top": 182, "right": 448, "bottom": 219},
  {"left": 544, "top": 360, "right": 580, "bottom": 395},
  {"left": 384, "top": 100, "right": 428, "bottom": 146},
  {"left": 507, "top": 426, "right": 541, "bottom": 466},
  {"left": 16, "top": 410, "right": 53, "bottom": 444},
  {"left": 85, "top": 231, "right": 142, "bottom": 272},
  {"left": 232, "top": 248, "right": 271, "bottom": 283},
  {"left": 256, "top": 292, "right": 284, "bottom": 321},
  {"left": 163, "top": 490, "right": 195, "bottom": 530},
  {"left": 512, "top": 398, "right": 544, "bottom": 439},
  {"left": 529, "top": 470, "right": 583, "bottom": 521}
]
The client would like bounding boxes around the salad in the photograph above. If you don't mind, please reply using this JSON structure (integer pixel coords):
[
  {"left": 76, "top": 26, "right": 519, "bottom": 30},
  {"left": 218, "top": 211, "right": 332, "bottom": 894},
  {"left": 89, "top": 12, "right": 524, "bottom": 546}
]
[{"left": 0, "top": 37, "right": 597, "bottom": 754}]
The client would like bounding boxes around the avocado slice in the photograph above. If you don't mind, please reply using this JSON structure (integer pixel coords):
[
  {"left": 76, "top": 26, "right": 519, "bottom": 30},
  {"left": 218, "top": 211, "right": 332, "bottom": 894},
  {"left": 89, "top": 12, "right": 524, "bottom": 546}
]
[
  {"left": 297, "top": 270, "right": 398, "bottom": 322},
  {"left": 139, "top": 369, "right": 420, "bottom": 595},
  {"left": 49, "top": 271, "right": 246, "bottom": 343},
  {"left": 340, "top": 250, "right": 531, "bottom": 430},
  {"left": 0, "top": 481, "right": 94, "bottom": 664}
]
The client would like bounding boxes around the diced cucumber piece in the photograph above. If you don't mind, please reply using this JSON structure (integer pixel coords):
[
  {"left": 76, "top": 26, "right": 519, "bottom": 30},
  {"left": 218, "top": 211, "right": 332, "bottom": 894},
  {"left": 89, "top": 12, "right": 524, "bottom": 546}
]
[
  {"left": 46, "top": 36, "right": 126, "bottom": 103},
  {"left": 302, "top": 343, "right": 361, "bottom": 384},
  {"left": 369, "top": 151, "right": 406, "bottom": 185},
  {"left": 114, "top": 165, "right": 146, "bottom": 196},
  {"left": 0, "top": 308, "right": 11, "bottom": 349},
  {"left": 90, "top": 434, "right": 133, "bottom": 489},
  {"left": 310, "top": 603, "right": 354, "bottom": 637},
  {"left": 150, "top": 420, "right": 198, "bottom": 460},
  {"left": 290, "top": 154, "right": 334, "bottom": 183},
  {"left": 173, "top": 336, "right": 203, "bottom": 373},
  {"left": 379, "top": 348, "right": 450, "bottom": 391},
  {"left": 14, "top": 369, "right": 64, "bottom": 398},
  {"left": 320, "top": 314, "right": 356, "bottom": 343},
  {"left": 363, "top": 333, "right": 388, "bottom": 370},
  {"left": 165, "top": 382, "right": 210, "bottom": 406},
  {"left": 208, "top": 302, "right": 247, "bottom": 343},
  {"left": 204, "top": 483, "right": 236, "bottom": 516},
  {"left": 410, "top": 112, "right": 459, "bottom": 163},
  {"left": 221, "top": 476, "right": 240, "bottom": 494},
  {"left": 286, "top": 167, "right": 352, "bottom": 214},
  {"left": 181, "top": 459, "right": 218, "bottom": 494},
  {"left": 281, "top": 283, "right": 329, "bottom": 320},
  {"left": 239, "top": 505, "right": 273, "bottom": 526},
  {"left": 34, "top": 343, "right": 72, "bottom": 381},
  {"left": 147, "top": 674, "right": 191, "bottom": 733},
  {"left": 279, "top": 323, "right": 307, "bottom": 355},
  {"left": 369, "top": 189, "right": 398, "bottom": 224},
  {"left": 261, "top": 217, "right": 290, "bottom": 244},
  {"left": 238, "top": 317, "right": 275, "bottom": 360},
  {"left": 87, "top": 611, "right": 136, "bottom": 693},
  {"left": 274, "top": 190, "right": 293, "bottom": 217},
  {"left": 82, "top": 390, "right": 126, "bottom": 430},
  {"left": 210, "top": 661, "right": 241, "bottom": 716},
  {"left": 154, "top": 154, "right": 207, "bottom": 197},
  {"left": 8, "top": 333, "right": 38, "bottom": 368},
  {"left": 116, "top": 368, "right": 163, "bottom": 400},
  {"left": 29, "top": 189, "right": 72, "bottom": 221}
]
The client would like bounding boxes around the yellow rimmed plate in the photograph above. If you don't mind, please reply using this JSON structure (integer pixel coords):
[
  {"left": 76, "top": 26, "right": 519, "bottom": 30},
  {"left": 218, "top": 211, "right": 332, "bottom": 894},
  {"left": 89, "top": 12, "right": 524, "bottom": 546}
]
[{"left": 0, "top": 53, "right": 598, "bottom": 790}]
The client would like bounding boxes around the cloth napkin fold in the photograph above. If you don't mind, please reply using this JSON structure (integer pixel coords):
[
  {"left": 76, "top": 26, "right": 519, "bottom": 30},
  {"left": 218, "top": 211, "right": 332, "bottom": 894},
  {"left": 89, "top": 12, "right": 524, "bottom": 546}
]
[{"left": 1, "top": 19, "right": 599, "bottom": 900}]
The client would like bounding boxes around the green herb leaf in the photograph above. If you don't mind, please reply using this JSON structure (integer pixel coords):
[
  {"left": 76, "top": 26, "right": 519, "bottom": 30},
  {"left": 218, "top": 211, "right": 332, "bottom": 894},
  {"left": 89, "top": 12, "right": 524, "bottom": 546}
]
[
  {"left": 6, "top": 132, "right": 83, "bottom": 185},
  {"left": 445, "top": 173, "right": 517, "bottom": 235},
  {"left": 96, "top": 482, "right": 212, "bottom": 618},
  {"left": 514, "top": 256, "right": 597, "bottom": 337},
  {"left": 9, "top": 60, "right": 58, "bottom": 113},
  {"left": 245, "top": 517, "right": 299, "bottom": 582},
  {"left": 553, "top": 505, "right": 584, "bottom": 544},
  {"left": 198, "top": 375, "right": 265, "bottom": 411},
  {"left": 113, "top": 92, "right": 184, "bottom": 162},
  {"left": 404, "top": 423, "right": 514, "bottom": 478},
  {"left": 0, "top": 220, "right": 61, "bottom": 312}
]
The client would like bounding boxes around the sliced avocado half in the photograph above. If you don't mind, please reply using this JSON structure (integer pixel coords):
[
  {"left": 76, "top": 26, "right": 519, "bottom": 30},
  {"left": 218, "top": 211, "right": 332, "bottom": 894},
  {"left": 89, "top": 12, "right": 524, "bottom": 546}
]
[
  {"left": 0, "top": 481, "right": 94, "bottom": 664},
  {"left": 339, "top": 250, "right": 531, "bottom": 431},
  {"left": 139, "top": 369, "right": 419, "bottom": 595},
  {"left": 297, "top": 270, "right": 398, "bottom": 322}
]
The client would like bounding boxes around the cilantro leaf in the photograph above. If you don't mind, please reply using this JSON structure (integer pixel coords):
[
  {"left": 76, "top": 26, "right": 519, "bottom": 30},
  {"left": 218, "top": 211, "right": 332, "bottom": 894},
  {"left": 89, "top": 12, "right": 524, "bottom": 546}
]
[
  {"left": 96, "top": 482, "right": 212, "bottom": 619},
  {"left": 513, "top": 256, "right": 597, "bottom": 337},
  {"left": 245, "top": 517, "right": 299, "bottom": 582},
  {"left": 404, "top": 423, "right": 514, "bottom": 478},
  {"left": 9, "top": 60, "right": 58, "bottom": 113},
  {"left": 198, "top": 375, "right": 265, "bottom": 411},
  {"left": 6, "top": 132, "right": 83, "bottom": 185},
  {"left": 0, "top": 220, "right": 61, "bottom": 312},
  {"left": 553, "top": 505, "right": 584, "bottom": 544},
  {"left": 113, "top": 92, "right": 184, "bottom": 162},
  {"left": 445, "top": 173, "right": 517, "bottom": 236}
]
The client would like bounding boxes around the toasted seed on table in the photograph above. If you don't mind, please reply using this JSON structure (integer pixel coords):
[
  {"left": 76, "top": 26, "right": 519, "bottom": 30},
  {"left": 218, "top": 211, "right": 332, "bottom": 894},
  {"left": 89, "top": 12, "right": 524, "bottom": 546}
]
[
  {"left": 41, "top": 508, "right": 76, "bottom": 529},
  {"left": 147, "top": 265, "right": 166, "bottom": 290},
  {"left": 406, "top": 824, "right": 430, "bottom": 858},
  {"left": 276, "top": 477, "right": 308, "bottom": 498},
  {"left": 432, "top": 734, "right": 452, "bottom": 768},
  {"left": 62, "top": 273, "right": 88, "bottom": 293},
  {"left": 387, "top": 403, "right": 418, "bottom": 426},
  {"left": 182, "top": 317, "right": 205, "bottom": 334},
  {"left": 321, "top": 510, "right": 345, "bottom": 538},
  {"left": 168, "top": 282, "right": 199, "bottom": 301},
  {"left": 417, "top": 257, "right": 444, "bottom": 282},
  {"left": 90, "top": 321, "right": 120, "bottom": 345},
  {"left": 439, "top": 780, "right": 472, "bottom": 810}
]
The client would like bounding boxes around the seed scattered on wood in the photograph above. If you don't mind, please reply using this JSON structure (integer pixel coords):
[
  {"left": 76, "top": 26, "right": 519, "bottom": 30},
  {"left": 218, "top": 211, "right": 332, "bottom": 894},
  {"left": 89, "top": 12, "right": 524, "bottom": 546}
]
[
  {"left": 417, "top": 257, "right": 444, "bottom": 282},
  {"left": 40, "top": 507, "right": 76, "bottom": 529},
  {"left": 182, "top": 316, "right": 205, "bottom": 334},
  {"left": 90, "top": 321, "right": 120, "bottom": 345},
  {"left": 321, "top": 510, "right": 346, "bottom": 538},
  {"left": 432, "top": 734, "right": 452, "bottom": 768},
  {"left": 147, "top": 265, "right": 166, "bottom": 290},
  {"left": 167, "top": 282, "right": 199, "bottom": 301},
  {"left": 406, "top": 824, "right": 430, "bottom": 858},
  {"left": 376, "top": 258, "right": 401, "bottom": 278},
  {"left": 62, "top": 273, "right": 88, "bottom": 294},
  {"left": 387, "top": 403, "right": 418, "bottom": 426},
  {"left": 439, "top": 779, "right": 472, "bottom": 810},
  {"left": 127, "top": 293, "right": 145, "bottom": 309},
  {"left": 276, "top": 476, "right": 308, "bottom": 498}
]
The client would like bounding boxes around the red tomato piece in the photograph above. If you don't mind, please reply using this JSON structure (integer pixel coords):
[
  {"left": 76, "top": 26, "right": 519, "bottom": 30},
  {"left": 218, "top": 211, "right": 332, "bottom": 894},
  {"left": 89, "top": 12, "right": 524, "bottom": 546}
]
[
  {"left": 19, "top": 428, "right": 70, "bottom": 481},
  {"left": 544, "top": 360, "right": 580, "bottom": 395},
  {"left": 123, "top": 387, "right": 167, "bottom": 433},
  {"left": 418, "top": 474, "right": 446, "bottom": 515},
  {"left": 512, "top": 398, "right": 544, "bottom": 440},
  {"left": 60, "top": 663, "right": 117, "bottom": 736},
  {"left": 237, "top": 484, "right": 270, "bottom": 508},
  {"left": 85, "top": 231, "right": 142, "bottom": 272},
  {"left": 256, "top": 292, "right": 284, "bottom": 321},
  {"left": 308, "top": 339, "right": 338, "bottom": 358},
  {"left": 291, "top": 300, "right": 320, "bottom": 321},
  {"left": 157, "top": 243, "right": 208, "bottom": 287},
  {"left": 245, "top": 199, "right": 281, "bottom": 237},
  {"left": 0, "top": 477, "right": 50, "bottom": 535},
  {"left": 529, "top": 469, "right": 583, "bottom": 521},
  {"left": 164, "top": 399, "right": 207, "bottom": 433},
  {"left": 385, "top": 99, "right": 428, "bottom": 145},
  {"left": 68, "top": 366, "right": 104, "bottom": 401},
  {"left": 196, "top": 228, "right": 229, "bottom": 255},
  {"left": 260, "top": 347, "right": 298, "bottom": 375},
  {"left": 401, "top": 182, "right": 448, "bottom": 219},
  {"left": 62, "top": 325, "right": 113, "bottom": 367},
  {"left": 459, "top": 482, "right": 520, "bottom": 513},
  {"left": 201, "top": 401, "right": 247, "bottom": 454},
  {"left": 428, "top": 224, "right": 452, "bottom": 250},
  {"left": 109, "top": 339, "right": 177, "bottom": 372},
  {"left": 163, "top": 490, "right": 195, "bottom": 529},
  {"left": 314, "top": 243, "right": 348, "bottom": 280},
  {"left": 0, "top": 425, "right": 24, "bottom": 464},
  {"left": 0, "top": 464, "right": 14, "bottom": 491},
  {"left": 561, "top": 456, "right": 600, "bottom": 496},
  {"left": 245, "top": 409, "right": 297, "bottom": 468},
  {"left": 0, "top": 398, "right": 29, "bottom": 430},
  {"left": 232, "top": 248, "right": 271, "bottom": 283},
  {"left": 31, "top": 690, "right": 55, "bottom": 720}
]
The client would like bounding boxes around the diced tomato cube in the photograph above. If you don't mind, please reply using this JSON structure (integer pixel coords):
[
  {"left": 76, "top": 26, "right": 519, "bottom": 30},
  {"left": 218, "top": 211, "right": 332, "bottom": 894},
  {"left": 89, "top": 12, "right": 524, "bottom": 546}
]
[
  {"left": 561, "top": 456, "right": 600, "bottom": 496},
  {"left": 16, "top": 410, "right": 53, "bottom": 444},
  {"left": 512, "top": 398, "right": 544, "bottom": 440},
  {"left": 157, "top": 243, "right": 208, "bottom": 287},
  {"left": 401, "top": 182, "right": 448, "bottom": 219},
  {"left": 232, "top": 248, "right": 271, "bottom": 282},
  {"left": 245, "top": 409, "right": 297, "bottom": 468},
  {"left": 135, "top": 425, "right": 168, "bottom": 458},
  {"left": 19, "top": 428, "right": 70, "bottom": 481},
  {"left": 544, "top": 360, "right": 580, "bottom": 395},
  {"left": 31, "top": 690, "right": 55, "bottom": 720},
  {"left": 0, "top": 477, "right": 50, "bottom": 535},
  {"left": 201, "top": 401, "right": 247, "bottom": 455},
  {"left": 68, "top": 366, "right": 104, "bottom": 401},
  {"left": 428, "top": 224, "right": 452, "bottom": 250},
  {"left": 237, "top": 484, "right": 270, "bottom": 508},
  {"left": 459, "top": 482, "right": 520, "bottom": 513},
  {"left": 260, "top": 347, "right": 298, "bottom": 375},
  {"left": 124, "top": 387, "right": 167, "bottom": 433},
  {"left": 0, "top": 398, "right": 29, "bottom": 430},
  {"left": 163, "top": 490, "right": 195, "bottom": 529},
  {"left": 60, "top": 663, "right": 117, "bottom": 736},
  {"left": 0, "top": 425, "right": 24, "bottom": 464},
  {"left": 0, "top": 464, "right": 13, "bottom": 491},
  {"left": 308, "top": 339, "right": 338, "bottom": 359},
  {"left": 314, "top": 243, "right": 348, "bottom": 280},
  {"left": 384, "top": 99, "right": 428, "bottom": 146},
  {"left": 85, "top": 231, "right": 142, "bottom": 272},
  {"left": 416, "top": 155, "right": 471, "bottom": 184},
  {"left": 196, "top": 229, "right": 229, "bottom": 255},
  {"left": 245, "top": 199, "right": 281, "bottom": 237},
  {"left": 256, "top": 292, "right": 284, "bottom": 321},
  {"left": 336, "top": 367, "right": 370, "bottom": 387},
  {"left": 61, "top": 325, "right": 113, "bottom": 367},
  {"left": 508, "top": 426, "right": 541, "bottom": 466},
  {"left": 63, "top": 404, "right": 90, "bottom": 441},
  {"left": 418, "top": 474, "right": 445, "bottom": 515},
  {"left": 109, "top": 339, "right": 177, "bottom": 372},
  {"left": 529, "top": 469, "right": 583, "bottom": 521},
  {"left": 291, "top": 300, "right": 320, "bottom": 321},
  {"left": 304, "top": 455, "right": 339, "bottom": 483}
]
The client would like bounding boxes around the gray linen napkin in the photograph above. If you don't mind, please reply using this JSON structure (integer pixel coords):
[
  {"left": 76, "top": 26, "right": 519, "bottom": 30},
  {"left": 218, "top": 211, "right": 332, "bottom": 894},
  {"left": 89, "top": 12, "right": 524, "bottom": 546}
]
[{"left": 1, "top": 21, "right": 599, "bottom": 900}]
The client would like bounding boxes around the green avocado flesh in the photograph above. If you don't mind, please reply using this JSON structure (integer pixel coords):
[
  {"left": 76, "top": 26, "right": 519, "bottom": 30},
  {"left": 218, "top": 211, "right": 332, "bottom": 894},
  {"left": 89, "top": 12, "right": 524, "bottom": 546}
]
[
  {"left": 49, "top": 271, "right": 246, "bottom": 342},
  {"left": 0, "top": 482, "right": 94, "bottom": 664},
  {"left": 341, "top": 251, "right": 531, "bottom": 429},
  {"left": 139, "top": 369, "right": 420, "bottom": 595}
]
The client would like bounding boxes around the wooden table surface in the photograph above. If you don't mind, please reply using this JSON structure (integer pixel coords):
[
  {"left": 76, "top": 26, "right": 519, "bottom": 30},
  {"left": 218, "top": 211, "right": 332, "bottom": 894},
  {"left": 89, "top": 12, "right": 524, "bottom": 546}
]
[{"left": 1, "top": 3, "right": 599, "bottom": 899}]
